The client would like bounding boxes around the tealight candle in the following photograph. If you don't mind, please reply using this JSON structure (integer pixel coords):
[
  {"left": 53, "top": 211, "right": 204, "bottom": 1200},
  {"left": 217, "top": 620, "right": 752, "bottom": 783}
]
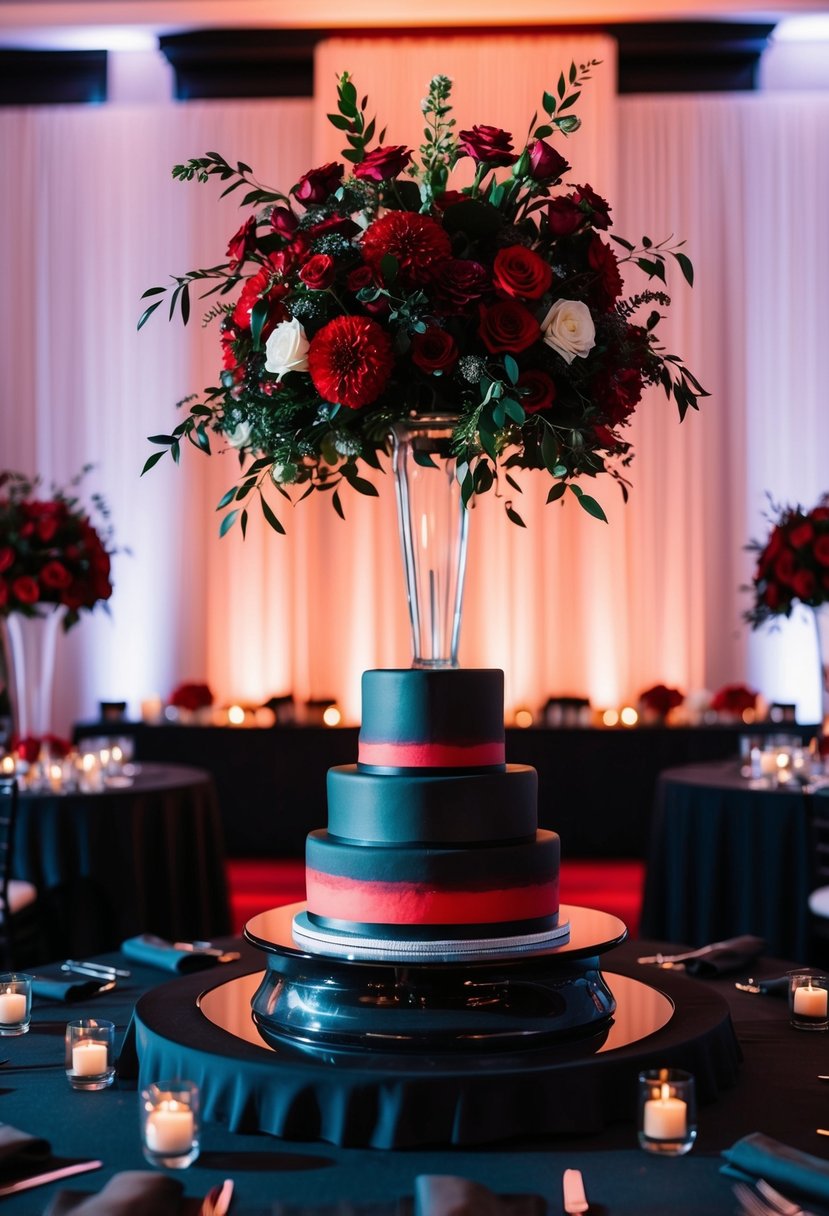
[
  {"left": 141, "top": 1080, "right": 200, "bottom": 1168},
  {"left": 0, "top": 989, "right": 26, "bottom": 1025},
  {"left": 0, "top": 974, "right": 32, "bottom": 1036},
  {"left": 789, "top": 971, "right": 829, "bottom": 1031},
  {"left": 145, "top": 1101, "right": 195, "bottom": 1155},
  {"left": 793, "top": 982, "right": 828, "bottom": 1018},
  {"left": 643, "top": 1082, "right": 687, "bottom": 1139},
  {"left": 72, "top": 1040, "right": 108, "bottom": 1076}
]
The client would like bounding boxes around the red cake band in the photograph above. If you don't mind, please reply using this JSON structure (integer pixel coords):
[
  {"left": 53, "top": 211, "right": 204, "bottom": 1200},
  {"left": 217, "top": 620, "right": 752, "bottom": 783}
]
[
  {"left": 305, "top": 868, "right": 558, "bottom": 925},
  {"left": 358, "top": 740, "right": 505, "bottom": 768}
]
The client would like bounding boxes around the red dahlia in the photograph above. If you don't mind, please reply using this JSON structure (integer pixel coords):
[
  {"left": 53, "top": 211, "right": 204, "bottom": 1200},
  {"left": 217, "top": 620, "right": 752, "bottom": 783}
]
[
  {"left": 361, "top": 212, "right": 452, "bottom": 287},
  {"left": 309, "top": 316, "right": 394, "bottom": 410}
]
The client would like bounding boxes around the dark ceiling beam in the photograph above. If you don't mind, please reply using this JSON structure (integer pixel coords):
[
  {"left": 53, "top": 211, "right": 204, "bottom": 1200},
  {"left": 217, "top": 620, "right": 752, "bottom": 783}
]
[{"left": 0, "top": 49, "right": 107, "bottom": 105}]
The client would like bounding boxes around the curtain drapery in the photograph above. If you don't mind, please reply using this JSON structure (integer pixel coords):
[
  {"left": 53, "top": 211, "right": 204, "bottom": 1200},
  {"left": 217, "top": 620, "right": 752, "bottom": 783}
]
[{"left": 1, "top": 47, "right": 827, "bottom": 732}]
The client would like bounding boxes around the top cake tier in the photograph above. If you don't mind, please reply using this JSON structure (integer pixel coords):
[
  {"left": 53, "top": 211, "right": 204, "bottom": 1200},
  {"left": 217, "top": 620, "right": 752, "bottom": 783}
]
[{"left": 358, "top": 668, "right": 505, "bottom": 770}]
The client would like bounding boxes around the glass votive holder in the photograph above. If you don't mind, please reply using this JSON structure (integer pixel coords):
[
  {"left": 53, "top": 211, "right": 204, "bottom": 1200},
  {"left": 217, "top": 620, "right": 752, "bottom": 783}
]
[
  {"left": 0, "top": 973, "right": 32, "bottom": 1036},
  {"left": 637, "top": 1068, "right": 697, "bottom": 1156},
  {"left": 65, "top": 1019, "right": 116, "bottom": 1090},
  {"left": 140, "top": 1080, "right": 200, "bottom": 1169},
  {"left": 789, "top": 970, "right": 829, "bottom": 1030}
]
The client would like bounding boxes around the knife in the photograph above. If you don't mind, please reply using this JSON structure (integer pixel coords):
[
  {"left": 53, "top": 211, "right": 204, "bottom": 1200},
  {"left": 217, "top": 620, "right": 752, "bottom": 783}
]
[
  {"left": 563, "top": 1168, "right": 589, "bottom": 1214},
  {"left": 0, "top": 1159, "right": 103, "bottom": 1198}
]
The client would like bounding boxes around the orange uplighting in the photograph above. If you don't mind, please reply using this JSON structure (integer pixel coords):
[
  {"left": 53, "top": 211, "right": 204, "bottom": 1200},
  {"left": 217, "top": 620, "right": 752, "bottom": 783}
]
[{"left": 323, "top": 705, "right": 342, "bottom": 727}]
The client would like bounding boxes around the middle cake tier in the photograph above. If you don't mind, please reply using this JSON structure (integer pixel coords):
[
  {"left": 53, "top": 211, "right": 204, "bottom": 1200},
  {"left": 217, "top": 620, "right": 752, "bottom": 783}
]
[{"left": 326, "top": 763, "right": 538, "bottom": 843}]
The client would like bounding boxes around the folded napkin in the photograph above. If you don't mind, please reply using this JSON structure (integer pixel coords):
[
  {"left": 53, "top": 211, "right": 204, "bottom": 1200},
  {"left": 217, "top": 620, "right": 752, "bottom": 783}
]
[
  {"left": 43, "top": 1171, "right": 183, "bottom": 1216},
  {"left": 721, "top": 1132, "right": 829, "bottom": 1201},
  {"left": 31, "top": 973, "right": 113, "bottom": 1004},
  {"left": 684, "top": 934, "right": 766, "bottom": 977},
  {"left": 121, "top": 935, "right": 218, "bottom": 974},
  {"left": 413, "top": 1176, "right": 546, "bottom": 1216},
  {"left": 0, "top": 1123, "right": 51, "bottom": 1178}
]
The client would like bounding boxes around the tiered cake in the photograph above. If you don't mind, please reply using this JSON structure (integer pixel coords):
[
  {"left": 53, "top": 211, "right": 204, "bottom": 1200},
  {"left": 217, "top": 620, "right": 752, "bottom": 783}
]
[{"left": 291, "top": 668, "right": 568, "bottom": 960}]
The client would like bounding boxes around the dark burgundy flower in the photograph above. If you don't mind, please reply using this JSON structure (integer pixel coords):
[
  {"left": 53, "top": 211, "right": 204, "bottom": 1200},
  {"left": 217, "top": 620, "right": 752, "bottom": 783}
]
[
  {"left": 432, "top": 189, "right": 466, "bottom": 212},
  {"left": 639, "top": 684, "right": 684, "bottom": 716},
  {"left": 299, "top": 254, "right": 336, "bottom": 290},
  {"left": 710, "top": 684, "right": 757, "bottom": 715},
  {"left": 492, "top": 245, "right": 553, "bottom": 301},
  {"left": 170, "top": 682, "right": 213, "bottom": 712},
  {"left": 815, "top": 535, "right": 829, "bottom": 566},
  {"left": 457, "top": 124, "right": 517, "bottom": 166},
  {"left": 789, "top": 521, "right": 815, "bottom": 548},
  {"left": 544, "top": 195, "right": 584, "bottom": 237},
  {"left": 432, "top": 259, "right": 489, "bottom": 314},
  {"left": 232, "top": 263, "right": 289, "bottom": 340},
  {"left": 11, "top": 574, "right": 39, "bottom": 605},
  {"left": 347, "top": 265, "right": 375, "bottom": 293},
  {"left": 354, "top": 145, "right": 413, "bottom": 182},
  {"left": 0, "top": 580, "right": 7, "bottom": 607},
  {"left": 595, "top": 367, "right": 643, "bottom": 426},
  {"left": 361, "top": 211, "right": 451, "bottom": 288},
  {"left": 0, "top": 546, "right": 13, "bottom": 573},
  {"left": 411, "top": 327, "right": 459, "bottom": 375},
  {"left": 305, "top": 214, "right": 360, "bottom": 242},
  {"left": 40, "top": 560, "right": 73, "bottom": 590},
  {"left": 226, "top": 216, "right": 257, "bottom": 270},
  {"left": 792, "top": 569, "right": 817, "bottom": 601},
  {"left": 270, "top": 206, "right": 299, "bottom": 239},
  {"left": 478, "top": 300, "right": 541, "bottom": 354},
  {"left": 571, "top": 183, "right": 612, "bottom": 229},
  {"left": 517, "top": 369, "right": 556, "bottom": 413},
  {"left": 293, "top": 162, "right": 344, "bottom": 206},
  {"left": 528, "top": 139, "right": 569, "bottom": 183},
  {"left": 775, "top": 548, "right": 796, "bottom": 586},
  {"left": 588, "top": 235, "right": 623, "bottom": 310},
  {"left": 308, "top": 315, "right": 394, "bottom": 410}
]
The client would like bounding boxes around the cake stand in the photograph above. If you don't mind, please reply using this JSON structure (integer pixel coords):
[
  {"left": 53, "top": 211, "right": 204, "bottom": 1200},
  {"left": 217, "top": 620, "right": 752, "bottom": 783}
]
[{"left": 244, "top": 902, "right": 627, "bottom": 1051}]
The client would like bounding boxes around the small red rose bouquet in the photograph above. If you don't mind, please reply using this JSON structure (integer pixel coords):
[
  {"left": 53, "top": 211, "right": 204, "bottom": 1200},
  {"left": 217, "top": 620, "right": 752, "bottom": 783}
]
[
  {"left": 141, "top": 64, "right": 705, "bottom": 536},
  {"left": 169, "top": 682, "right": 214, "bottom": 712},
  {"left": 0, "top": 469, "right": 115, "bottom": 630},
  {"left": 709, "top": 683, "right": 758, "bottom": 717},
  {"left": 639, "top": 683, "right": 684, "bottom": 719},
  {"left": 745, "top": 494, "right": 829, "bottom": 625}
]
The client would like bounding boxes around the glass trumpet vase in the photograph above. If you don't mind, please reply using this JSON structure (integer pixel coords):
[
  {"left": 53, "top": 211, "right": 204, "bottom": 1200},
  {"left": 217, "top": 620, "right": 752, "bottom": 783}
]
[
  {"left": 0, "top": 605, "right": 64, "bottom": 743},
  {"left": 391, "top": 414, "right": 470, "bottom": 669}
]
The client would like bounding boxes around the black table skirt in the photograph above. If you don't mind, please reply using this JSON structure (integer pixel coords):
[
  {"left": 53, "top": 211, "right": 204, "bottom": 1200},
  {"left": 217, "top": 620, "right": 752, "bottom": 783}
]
[{"left": 12, "top": 762, "right": 231, "bottom": 955}]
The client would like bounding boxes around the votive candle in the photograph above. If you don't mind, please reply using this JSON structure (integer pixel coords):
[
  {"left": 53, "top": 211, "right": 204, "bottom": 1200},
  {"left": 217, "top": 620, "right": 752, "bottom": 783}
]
[
  {"left": 145, "top": 1101, "right": 195, "bottom": 1155},
  {"left": 0, "top": 989, "right": 26, "bottom": 1025},
  {"left": 72, "top": 1040, "right": 109, "bottom": 1076},
  {"left": 643, "top": 1082, "right": 687, "bottom": 1140}
]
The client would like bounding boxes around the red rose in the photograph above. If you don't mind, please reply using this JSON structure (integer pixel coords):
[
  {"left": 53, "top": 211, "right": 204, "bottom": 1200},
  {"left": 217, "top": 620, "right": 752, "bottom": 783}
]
[
  {"left": 411, "top": 327, "right": 458, "bottom": 375},
  {"left": 170, "top": 682, "right": 214, "bottom": 712},
  {"left": 789, "top": 521, "right": 814, "bottom": 548},
  {"left": 347, "top": 265, "right": 375, "bottom": 293},
  {"left": 457, "top": 124, "right": 517, "bottom": 166},
  {"left": 517, "top": 369, "right": 557, "bottom": 413},
  {"left": 354, "top": 145, "right": 413, "bottom": 182},
  {"left": 588, "top": 235, "right": 623, "bottom": 310},
  {"left": 0, "top": 579, "right": 7, "bottom": 607},
  {"left": 15, "top": 736, "right": 41, "bottom": 764},
  {"left": 40, "top": 560, "right": 73, "bottom": 590},
  {"left": 815, "top": 535, "right": 829, "bottom": 566},
  {"left": 432, "top": 189, "right": 466, "bottom": 211},
  {"left": 639, "top": 684, "right": 684, "bottom": 716},
  {"left": 492, "top": 246, "right": 553, "bottom": 301},
  {"left": 710, "top": 684, "right": 757, "bottom": 715},
  {"left": 361, "top": 212, "right": 451, "bottom": 288},
  {"left": 0, "top": 546, "right": 13, "bottom": 573},
  {"left": 544, "top": 196, "right": 584, "bottom": 237},
  {"left": 293, "top": 162, "right": 344, "bottom": 206},
  {"left": 593, "top": 424, "right": 621, "bottom": 450},
  {"left": 270, "top": 206, "right": 299, "bottom": 239},
  {"left": 432, "top": 259, "right": 489, "bottom": 313},
  {"left": 308, "top": 315, "right": 394, "bottom": 410},
  {"left": 226, "top": 216, "right": 257, "bottom": 270},
  {"left": 792, "top": 569, "right": 817, "bottom": 601},
  {"left": 478, "top": 300, "right": 541, "bottom": 354},
  {"left": 774, "top": 548, "right": 796, "bottom": 586},
  {"left": 11, "top": 575, "right": 39, "bottom": 605},
  {"left": 812, "top": 507, "right": 829, "bottom": 522},
  {"left": 305, "top": 214, "right": 360, "bottom": 242},
  {"left": 528, "top": 138, "right": 569, "bottom": 183},
  {"left": 763, "top": 581, "right": 783, "bottom": 611},
  {"left": 595, "top": 368, "right": 643, "bottom": 426},
  {"left": 299, "top": 254, "right": 336, "bottom": 290},
  {"left": 571, "top": 183, "right": 612, "bottom": 229}
]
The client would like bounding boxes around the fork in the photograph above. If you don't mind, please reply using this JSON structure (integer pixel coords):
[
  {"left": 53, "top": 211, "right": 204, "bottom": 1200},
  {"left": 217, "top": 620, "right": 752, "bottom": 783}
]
[{"left": 733, "top": 1180, "right": 819, "bottom": 1216}]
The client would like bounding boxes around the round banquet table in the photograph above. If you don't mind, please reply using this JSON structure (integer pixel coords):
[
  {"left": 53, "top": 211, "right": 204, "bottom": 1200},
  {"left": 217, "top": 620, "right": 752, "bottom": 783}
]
[
  {"left": 3, "top": 936, "right": 829, "bottom": 1215},
  {"left": 11, "top": 762, "right": 231, "bottom": 956},
  {"left": 640, "top": 760, "right": 816, "bottom": 959}
]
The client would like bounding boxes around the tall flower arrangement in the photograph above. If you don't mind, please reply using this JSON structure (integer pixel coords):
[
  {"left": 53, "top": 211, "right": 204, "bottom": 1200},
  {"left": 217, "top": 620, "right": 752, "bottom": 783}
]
[
  {"left": 745, "top": 495, "right": 829, "bottom": 626},
  {"left": 0, "top": 469, "right": 115, "bottom": 630},
  {"left": 141, "top": 64, "right": 705, "bottom": 536}
]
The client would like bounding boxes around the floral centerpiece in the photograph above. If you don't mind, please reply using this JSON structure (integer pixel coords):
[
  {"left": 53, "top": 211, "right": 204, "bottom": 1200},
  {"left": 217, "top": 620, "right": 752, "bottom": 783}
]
[
  {"left": 638, "top": 683, "right": 684, "bottom": 722},
  {"left": 709, "top": 683, "right": 758, "bottom": 718},
  {"left": 140, "top": 64, "right": 705, "bottom": 537},
  {"left": 746, "top": 494, "right": 829, "bottom": 731},
  {"left": 0, "top": 469, "right": 115, "bottom": 629}
]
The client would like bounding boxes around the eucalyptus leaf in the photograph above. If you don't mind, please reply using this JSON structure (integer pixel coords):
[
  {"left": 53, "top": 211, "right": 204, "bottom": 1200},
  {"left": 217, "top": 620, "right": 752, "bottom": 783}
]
[
  {"left": 546, "top": 481, "right": 567, "bottom": 504},
  {"left": 261, "top": 497, "right": 286, "bottom": 535},
  {"left": 414, "top": 450, "right": 438, "bottom": 469},
  {"left": 219, "top": 508, "right": 239, "bottom": 537},
  {"left": 140, "top": 451, "right": 165, "bottom": 476},
  {"left": 505, "top": 503, "right": 526, "bottom": 528},
  {"left": 216, "top": 487, "right": 237, "bottom": 510}
]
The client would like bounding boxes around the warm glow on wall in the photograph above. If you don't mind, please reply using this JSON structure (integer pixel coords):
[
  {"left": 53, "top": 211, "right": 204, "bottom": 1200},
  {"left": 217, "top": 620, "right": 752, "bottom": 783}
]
[{"left": 514, "top": 708, "right": 534, "bottom": 729}]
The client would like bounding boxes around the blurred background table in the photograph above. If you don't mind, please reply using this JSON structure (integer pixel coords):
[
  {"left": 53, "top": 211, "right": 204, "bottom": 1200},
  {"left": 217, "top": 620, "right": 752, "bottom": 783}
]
[
  {"left": 640, "top": 760, "right": 817, "bottom": 957},
  {"left": 12, "top": 761, "right": 230, "bottom": 956}
]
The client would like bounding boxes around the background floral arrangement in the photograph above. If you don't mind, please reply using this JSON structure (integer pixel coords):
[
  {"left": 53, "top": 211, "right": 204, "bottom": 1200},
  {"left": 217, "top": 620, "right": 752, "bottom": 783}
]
[
  {"left": 638, "top": 683, "right": 684, "bottom": 718},
  {"left": 0, "top": 469, "right": 115, "bottom": 630},
  {"left": 745, "top": 494, "right": 829, "bottom": 627},
  {"left": 142, "top": 63, "right": 705, "bottom": 535},
  {"left": 709, "top": 683, "right": 758, "bottom": 716},
  {"left": 169, "top": 682, "right": 214, "bottom": 712}
]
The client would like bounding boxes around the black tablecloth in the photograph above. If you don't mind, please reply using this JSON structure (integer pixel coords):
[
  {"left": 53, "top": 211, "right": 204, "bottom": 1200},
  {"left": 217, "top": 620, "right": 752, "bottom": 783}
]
[
  {"left": 1, "top": 937, "right": 828, "bottom": 1215},
  {"left": 12, "top": 762, "right": 231, "bottom": 955},
  {"left": 640, "top": 761, "right": 814, "bottom": 958}
]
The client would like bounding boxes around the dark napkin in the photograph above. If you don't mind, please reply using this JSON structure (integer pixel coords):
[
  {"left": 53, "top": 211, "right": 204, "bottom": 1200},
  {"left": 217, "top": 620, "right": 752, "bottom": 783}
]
[
  {"left": 0, "top": 1123, "right": 51, "bottom": 1179},
  {"left": 121, "top": 935, "right": 218, "bottom": 974},
  {"left": 684, "top": 934, "right": 766, "bottom": 977},
  {"left": 721, "top": 1132, "right": 829, "bottom": 1201},
  {"left": 43, "top": 1171, "right": 183, "bottom": 1216},
  {"left": 31, "top": 971, "right": 113, "bottom": 1004},
  {"left": 413, "top": 1176, "right": 546, "bottom": 1216}
]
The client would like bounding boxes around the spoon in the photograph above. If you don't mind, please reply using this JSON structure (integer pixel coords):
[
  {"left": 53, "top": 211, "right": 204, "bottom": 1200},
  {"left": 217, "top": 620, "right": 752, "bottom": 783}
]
[{"left": 174, "top": 941, "right": 241, "bottom": 963}]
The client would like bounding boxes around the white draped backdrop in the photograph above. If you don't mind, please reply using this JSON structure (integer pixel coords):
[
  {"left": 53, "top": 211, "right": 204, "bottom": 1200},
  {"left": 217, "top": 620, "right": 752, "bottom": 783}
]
[{"left": 1, "top": 32, "right": 827, "bottom": 731}]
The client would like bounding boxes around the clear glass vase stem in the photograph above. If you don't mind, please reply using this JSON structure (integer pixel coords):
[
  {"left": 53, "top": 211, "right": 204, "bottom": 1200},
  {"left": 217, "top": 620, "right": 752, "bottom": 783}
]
[
  {"left": 1, "top": 607, "right": 63, "bottom": 740},
  {"left": 815, "top": 605, "right": 829, "bottom": 733}
]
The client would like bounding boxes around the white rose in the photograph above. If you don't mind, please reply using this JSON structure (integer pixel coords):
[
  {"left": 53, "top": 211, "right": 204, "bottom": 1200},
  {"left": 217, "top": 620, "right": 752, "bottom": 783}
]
[
  {"left": 264, "top": 317, "right": 310, "bottom": 379},
  {"left": 225, "top": 419, "right": 252, "bottom": 449},
  {"left": 540, "top": 299, "right": 596, "bottom": 364}
]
